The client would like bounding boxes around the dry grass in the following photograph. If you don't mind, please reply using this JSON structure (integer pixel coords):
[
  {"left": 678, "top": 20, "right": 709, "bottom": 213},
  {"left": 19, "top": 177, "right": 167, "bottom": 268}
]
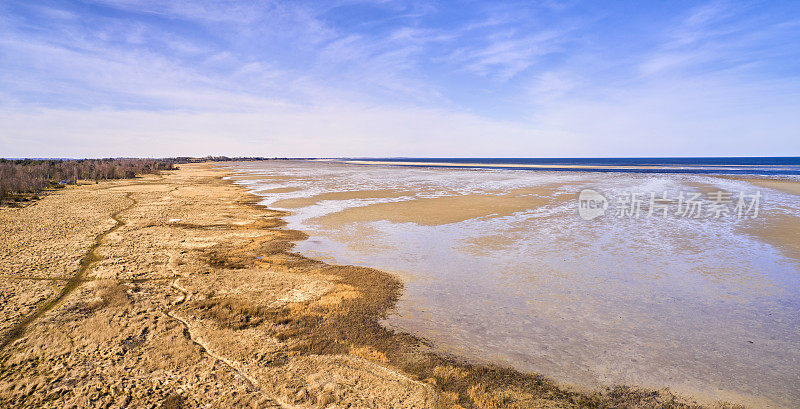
[
  {"left": 349, "top": 345, "right": 390, "bottom": 363},
  {"left": 159, "top": 393, "right": 184, "bottom": 409},
  {"left": 467, "top": 384, "right": 515, "bottom": 409},
  {"left": 84, "top": 280, "right": 131, "bottom": 311},
  {"left": 600, "top": 387, "right": 744, "bottom": 409}
]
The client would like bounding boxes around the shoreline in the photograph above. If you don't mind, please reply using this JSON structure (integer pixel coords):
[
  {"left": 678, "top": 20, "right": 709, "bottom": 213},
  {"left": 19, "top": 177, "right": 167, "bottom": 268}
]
[
  {"left": 316, "top": 159, "right": 800, "bottom": 175},
  {"left": 0, "top": 163, "right": 743, "bottom": 408}
]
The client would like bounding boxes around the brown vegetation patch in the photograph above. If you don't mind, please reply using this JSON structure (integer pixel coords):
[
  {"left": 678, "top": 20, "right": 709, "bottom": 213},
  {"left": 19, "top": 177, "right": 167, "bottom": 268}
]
[
  {"left": 159, "top": 393, "right": 185, "bottom": 409},
  {"left": 189, "top": 298, "right": 282, "bottom": 331},
  {"left": 206, "top": 251, "right": 247, "bottom": 270},
  {"left": 84, "top": 280, "right": 131, "bottom": 311},
  {"left": 600, "top": 386, "right": 742, "bottom": 409}
]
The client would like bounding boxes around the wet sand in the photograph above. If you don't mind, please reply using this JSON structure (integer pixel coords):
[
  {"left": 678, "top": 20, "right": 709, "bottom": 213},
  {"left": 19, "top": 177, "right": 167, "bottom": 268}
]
[
  {"left": 272, "top": 189, "right": 410, "bottom": 209},
  {"left": 309, "top": 190, "right": 558, "bottom": 226},
  {"left": 741, "top": 178, "right": 800, "bottom": 196},
  {"left": 0, "top": 163, "right": 738, "bottom": 408},
  {"left": 735, "top": 177, "right": 800, "bottom": 264}
]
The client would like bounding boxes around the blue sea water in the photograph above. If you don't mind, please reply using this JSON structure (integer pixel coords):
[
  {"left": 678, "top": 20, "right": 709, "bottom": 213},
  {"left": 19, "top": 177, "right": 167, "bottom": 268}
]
[{"left": 337, "top": 157, "right": 800, "bottom": 175}]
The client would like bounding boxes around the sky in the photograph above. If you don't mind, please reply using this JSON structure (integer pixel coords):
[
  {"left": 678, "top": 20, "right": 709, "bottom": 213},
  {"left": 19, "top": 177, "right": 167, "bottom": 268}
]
[{"left": 0, "top": 0, "right": 799, "bottom": 158}]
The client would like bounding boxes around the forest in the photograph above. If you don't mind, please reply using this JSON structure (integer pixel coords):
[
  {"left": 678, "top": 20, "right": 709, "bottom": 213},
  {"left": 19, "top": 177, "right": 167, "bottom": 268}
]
[{"left": 0, "top": 158, "right": 177, "bottom": 204}]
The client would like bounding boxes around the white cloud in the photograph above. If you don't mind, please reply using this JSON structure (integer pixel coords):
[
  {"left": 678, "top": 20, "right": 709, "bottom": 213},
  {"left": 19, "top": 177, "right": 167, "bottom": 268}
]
[
  {"left": 0, "top": 103, "right": 540, "bottom": 157},
  {"left": 0, "top": 0, "right": 798, "bottom": 157}
]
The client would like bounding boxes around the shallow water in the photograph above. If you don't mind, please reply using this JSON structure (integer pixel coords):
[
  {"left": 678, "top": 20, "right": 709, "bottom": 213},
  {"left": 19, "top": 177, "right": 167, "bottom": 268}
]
[{"left": 226, "top": 160, "right": 800, "bottom": 408}]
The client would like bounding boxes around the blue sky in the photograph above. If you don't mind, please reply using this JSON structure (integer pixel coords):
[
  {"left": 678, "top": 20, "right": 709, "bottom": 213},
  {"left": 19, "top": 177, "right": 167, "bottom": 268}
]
[{"left": 1, "top": 0, "right": 799, "bottom": 157}]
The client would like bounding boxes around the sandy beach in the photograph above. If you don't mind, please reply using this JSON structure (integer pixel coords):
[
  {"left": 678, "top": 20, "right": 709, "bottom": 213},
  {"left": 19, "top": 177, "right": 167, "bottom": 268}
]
[{"left": 0, "top": 163, "right": 754, "bottom": 408}]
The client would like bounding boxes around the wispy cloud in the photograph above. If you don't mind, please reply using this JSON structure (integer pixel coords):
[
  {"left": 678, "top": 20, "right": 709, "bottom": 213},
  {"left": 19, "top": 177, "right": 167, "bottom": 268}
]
[
  {"left": 639, "top": 2, "right": 800, "bottom": 77},
  {"left": 0, "top": 0, "right": 798, "bottom": 157}
]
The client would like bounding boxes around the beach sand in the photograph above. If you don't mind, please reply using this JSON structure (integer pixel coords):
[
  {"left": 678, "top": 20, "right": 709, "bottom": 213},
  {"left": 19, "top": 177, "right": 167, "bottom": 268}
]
[
  {"left": 0, "top": 163, "right": 746, "bottom": 408},
  {"left": 308, "top": 189, "right": 560, "bottom": 226},
  {"left": 735, "top": 177, "right": 800, "bottom": 263}
]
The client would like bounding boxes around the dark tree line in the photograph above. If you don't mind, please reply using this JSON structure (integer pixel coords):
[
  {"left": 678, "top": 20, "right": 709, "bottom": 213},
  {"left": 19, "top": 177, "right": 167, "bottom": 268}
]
[
  {"left": 0, "top": 157, "right": 294, "bottom": 204},
  {"left": 0, "top": 158, "right": 177, "bottom": 202}
]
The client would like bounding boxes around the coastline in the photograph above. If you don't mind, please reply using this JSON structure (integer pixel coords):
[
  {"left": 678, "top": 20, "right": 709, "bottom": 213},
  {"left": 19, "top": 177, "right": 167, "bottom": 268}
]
[
  {"left": 0, "top": 163, "right": 743, "bottom": 408},
  {"left": 317, "top": 159, "right": 800, "bottom": 175}
]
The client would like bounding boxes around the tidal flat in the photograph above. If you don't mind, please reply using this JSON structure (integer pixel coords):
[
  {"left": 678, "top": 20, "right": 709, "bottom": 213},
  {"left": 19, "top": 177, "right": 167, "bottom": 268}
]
[
  {"left": 230, "top": 160, "right": 800, "bottom": 409},
  {"left": 0, "top": 161, "right": 792, "bottom": 408}
]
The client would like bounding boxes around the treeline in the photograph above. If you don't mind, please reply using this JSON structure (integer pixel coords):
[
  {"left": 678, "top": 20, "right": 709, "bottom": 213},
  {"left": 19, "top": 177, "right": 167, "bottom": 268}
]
[
  {"left": 0, "top": 156, "right": 298, "bottom": 205},
  {"left": 177, "top": 156, "right": 274, "bottom": 162},
  {"left": 0, "top": 158, "right": 177, "bottom": 203}
]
